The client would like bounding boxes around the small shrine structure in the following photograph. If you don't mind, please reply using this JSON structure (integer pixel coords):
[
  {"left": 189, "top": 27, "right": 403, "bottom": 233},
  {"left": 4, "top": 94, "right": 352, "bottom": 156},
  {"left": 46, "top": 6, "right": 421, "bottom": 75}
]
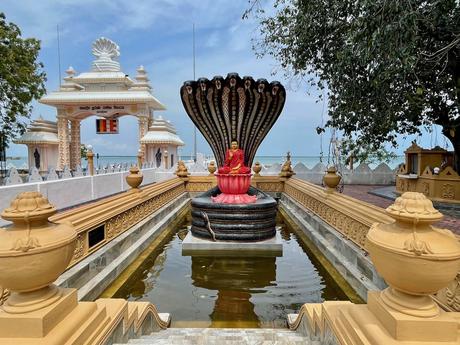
[
  {"left": 140, "top": 115, "right": 184, "bottom": 169},
  {"left": 39, "top": 37, "right": 166, "bottom": 170},
  {"left": 13, "top": 116, "right": 59, "bottom": 172},
  {"left": 396, "top": 142, "right": 460, "bottom": 203}
]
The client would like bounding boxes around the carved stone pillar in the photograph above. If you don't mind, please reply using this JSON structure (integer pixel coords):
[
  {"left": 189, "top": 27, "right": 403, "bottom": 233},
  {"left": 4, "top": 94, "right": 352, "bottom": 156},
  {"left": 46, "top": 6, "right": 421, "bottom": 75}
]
[
  {"left": 148, "top": 111, "right": 154, "bottom": 127},
  {"left": 57, "top": 114, "right": 70, "bottom": 171},
  {"left": 163, "top": 149, "right": 168, "bottom": 169},
  {"left": 138, "top": 115, "right": 149, "bottom": 155},
  {"left": 86, "top": 146, "right": 94, "bottom": 176},
  {"left": 70, "top": 119, "right": 81, "bottom": 170}
]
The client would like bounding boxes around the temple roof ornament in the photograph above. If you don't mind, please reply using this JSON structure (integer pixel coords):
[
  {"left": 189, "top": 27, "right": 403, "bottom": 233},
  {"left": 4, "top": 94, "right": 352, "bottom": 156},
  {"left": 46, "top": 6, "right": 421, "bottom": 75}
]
[
  {"left": 40, "top": 38, "right": 166, "bottom": 110},
  {"left": 14, "top": 117, "right": 58, "bottom": 145},
  {"left": 91, "top": 37, "right": 121, "bottom": 72},
  {"left": 140, "top": 116, "right": 184, "bottom": 146},
  {"left": 130, "top": 65, "right": 152, "bottom": 91},
  {"left": 65, "top": 66, "right": 76, "bottom": 77}
]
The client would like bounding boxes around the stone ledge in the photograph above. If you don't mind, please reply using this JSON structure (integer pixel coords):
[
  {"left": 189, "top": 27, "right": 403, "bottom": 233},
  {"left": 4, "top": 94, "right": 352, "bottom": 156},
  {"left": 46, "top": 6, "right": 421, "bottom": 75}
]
[{"left": 182, "top": 227, "right": 283, "bottom": 256}]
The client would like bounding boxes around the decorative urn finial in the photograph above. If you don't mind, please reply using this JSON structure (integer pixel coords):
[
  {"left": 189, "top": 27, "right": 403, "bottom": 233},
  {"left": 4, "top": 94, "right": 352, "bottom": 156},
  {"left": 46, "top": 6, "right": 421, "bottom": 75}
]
[
  {"left": 175, "top": 160, "right": 190, "bottom": 178},
  {"left": 253, "top": 162, "right": 262, "bottom": 176},
  {"left": 126, "top": 166, "right": 143, "bottom": 190},
  {"left": 208, "top": 161, "right": 217, "bottom": 176},
  {"left": 323, "top": 166, "right": 341, "bottom": 192},
  {"left": 0, "top": 192, "right": 76, "bottom": 313},
  {"left": 366, "top": 192, "right": 460, "bottom": 318}
]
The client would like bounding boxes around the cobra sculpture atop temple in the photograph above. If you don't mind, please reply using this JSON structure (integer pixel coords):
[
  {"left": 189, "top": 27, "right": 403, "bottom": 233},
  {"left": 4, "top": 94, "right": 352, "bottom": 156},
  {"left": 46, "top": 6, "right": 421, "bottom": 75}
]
[
  {"left": 180, "top": 73, "right": 286, "bottom": 168},
  {"left": 180, "top": 73, "right": 286, "bottom": 242}
]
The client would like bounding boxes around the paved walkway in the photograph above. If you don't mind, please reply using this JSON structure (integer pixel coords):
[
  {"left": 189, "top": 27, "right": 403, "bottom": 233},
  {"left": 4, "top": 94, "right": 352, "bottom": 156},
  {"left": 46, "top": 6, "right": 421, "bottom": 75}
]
[{"left": 341, "top": 185, "right": 460, "bottom": 234}]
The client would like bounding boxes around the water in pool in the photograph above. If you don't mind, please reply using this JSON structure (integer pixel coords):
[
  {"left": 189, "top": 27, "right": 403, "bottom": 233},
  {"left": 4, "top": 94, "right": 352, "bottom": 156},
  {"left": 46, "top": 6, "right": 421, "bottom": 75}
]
[{"left": 110, "top": 216, "right": 348, "bottom": 328}]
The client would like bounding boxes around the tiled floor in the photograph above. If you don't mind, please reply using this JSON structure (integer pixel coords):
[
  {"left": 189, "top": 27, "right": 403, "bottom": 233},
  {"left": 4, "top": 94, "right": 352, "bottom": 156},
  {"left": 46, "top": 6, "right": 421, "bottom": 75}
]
[
  {"left": 341, "top": 185, "right": 460, "bottom": 234},
  {"left": 120, "top": 328, "right": 308, "bottom": 345}
]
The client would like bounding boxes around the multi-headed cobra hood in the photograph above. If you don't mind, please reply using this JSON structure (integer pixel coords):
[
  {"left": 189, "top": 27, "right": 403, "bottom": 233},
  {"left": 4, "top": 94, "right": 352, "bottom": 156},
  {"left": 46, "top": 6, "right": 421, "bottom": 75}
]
[{"left": 180, "top": 73, "right": 286, "bottom": 167}]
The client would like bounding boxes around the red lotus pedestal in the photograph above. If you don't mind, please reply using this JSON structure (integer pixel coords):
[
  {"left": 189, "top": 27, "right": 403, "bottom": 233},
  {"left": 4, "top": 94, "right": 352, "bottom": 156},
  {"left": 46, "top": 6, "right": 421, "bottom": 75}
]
[{"left": 211, "top": 173, "right": 257, "bottom": 204}]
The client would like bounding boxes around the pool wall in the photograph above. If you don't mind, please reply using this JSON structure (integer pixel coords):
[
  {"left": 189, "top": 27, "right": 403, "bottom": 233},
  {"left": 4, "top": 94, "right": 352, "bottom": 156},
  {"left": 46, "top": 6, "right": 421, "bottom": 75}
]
[
  {"left": 54, "top": 175, "right": 389, "bottom": 302},
  {"left": 56, "top": 193, "right": 190, "bottom": 301},
  {"left": 280, "top": 194, "right": 386, "bottom": 301}
]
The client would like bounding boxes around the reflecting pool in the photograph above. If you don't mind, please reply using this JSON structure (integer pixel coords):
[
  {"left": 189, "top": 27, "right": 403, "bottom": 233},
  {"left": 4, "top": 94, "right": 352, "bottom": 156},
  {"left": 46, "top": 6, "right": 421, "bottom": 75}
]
[{"left": 109, "top": 216, "right": 349, "bottom": 328}]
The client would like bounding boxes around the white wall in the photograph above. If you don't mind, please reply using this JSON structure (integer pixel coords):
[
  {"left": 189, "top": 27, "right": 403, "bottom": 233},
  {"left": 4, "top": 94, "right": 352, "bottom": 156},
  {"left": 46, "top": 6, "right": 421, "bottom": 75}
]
[{"left": 0, "top": 168, "right": 174, "bottom": 226}]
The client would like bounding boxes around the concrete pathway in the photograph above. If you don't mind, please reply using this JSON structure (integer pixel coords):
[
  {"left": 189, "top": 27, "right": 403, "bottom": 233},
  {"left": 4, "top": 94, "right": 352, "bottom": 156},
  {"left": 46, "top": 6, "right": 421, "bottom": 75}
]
[
  {"left": 342, "top": 185, "right": 460, "bottom": 234},
  {"left": 117, "top": 328, "right": 308, "bottom": 345}
]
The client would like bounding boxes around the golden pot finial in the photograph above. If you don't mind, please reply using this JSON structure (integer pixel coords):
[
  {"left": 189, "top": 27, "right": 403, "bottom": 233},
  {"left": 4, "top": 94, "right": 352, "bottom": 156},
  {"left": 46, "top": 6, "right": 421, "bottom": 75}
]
[
  {"left": 1, "top": 191, "right": 56, "bottom": 224},
  {"left": 0, "top": 192, "right": 76, "bottom": 314},
  {"left": 126, "top": 166, "right": 143, "bottom": 190},
  {"left": 366, "top": 191, "right": 460, "bottom": 318},
  {"left": 385, "top": 192, "right": 442, "bottom": 224},
  {"left": 208, "top": 161, "right": 217, "bottom": 176},
  {"left": 175, "top": 160, "right": 190, "bottom": 178},
  {"left": 323, "top": 166, "right": 341, "bottom": 192},
  {"left": 252, "top": 162, "right": 262, "bottom": 176}
]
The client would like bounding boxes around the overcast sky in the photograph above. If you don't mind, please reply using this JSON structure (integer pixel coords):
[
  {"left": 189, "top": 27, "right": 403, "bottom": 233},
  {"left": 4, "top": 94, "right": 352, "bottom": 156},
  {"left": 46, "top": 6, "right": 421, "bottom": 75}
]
[{"left": 3, "top": 0, "right": 448, "bottom": 158}]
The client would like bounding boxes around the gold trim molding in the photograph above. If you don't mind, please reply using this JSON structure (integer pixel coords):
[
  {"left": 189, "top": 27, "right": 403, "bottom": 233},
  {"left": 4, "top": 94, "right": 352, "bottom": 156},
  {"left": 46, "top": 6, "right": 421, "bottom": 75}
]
[
  {"left": 284, "top": 178, "right": 393, "bottom": 249},
  {"left": 50, "top": 178, "right": 186, "bottom": 267}
]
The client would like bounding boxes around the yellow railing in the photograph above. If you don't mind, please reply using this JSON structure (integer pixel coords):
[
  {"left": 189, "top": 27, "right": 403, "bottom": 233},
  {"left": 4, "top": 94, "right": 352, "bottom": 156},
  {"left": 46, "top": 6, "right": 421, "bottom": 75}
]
[
  {"left": 50, "top": 177, "right": 186, "bottom": 267},
  {"left": 284, "top": 178, "right": 393, "bottom": 249}
]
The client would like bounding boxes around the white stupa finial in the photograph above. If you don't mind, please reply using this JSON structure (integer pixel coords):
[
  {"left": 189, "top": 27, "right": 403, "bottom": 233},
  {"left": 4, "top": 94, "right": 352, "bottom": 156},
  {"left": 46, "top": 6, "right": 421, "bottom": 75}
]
[
  {"left": 66, "top": 66, "right": 75, "bottom": 76},
  {"left": 135, "top": 65, "right": 149, "bottom": 82}
]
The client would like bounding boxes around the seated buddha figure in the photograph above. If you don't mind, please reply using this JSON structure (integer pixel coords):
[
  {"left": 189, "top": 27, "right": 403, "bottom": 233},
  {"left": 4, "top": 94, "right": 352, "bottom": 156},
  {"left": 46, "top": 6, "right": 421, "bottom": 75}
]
[{"left": 218, "top": 141, "right": 251, "bottom": 175}]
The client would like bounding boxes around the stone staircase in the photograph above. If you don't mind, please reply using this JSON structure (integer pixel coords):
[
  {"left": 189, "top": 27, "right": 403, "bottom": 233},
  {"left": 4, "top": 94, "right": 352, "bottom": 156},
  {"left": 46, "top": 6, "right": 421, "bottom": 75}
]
[{"left": 116, "top": 327, "right": 309, "bottom": 345}]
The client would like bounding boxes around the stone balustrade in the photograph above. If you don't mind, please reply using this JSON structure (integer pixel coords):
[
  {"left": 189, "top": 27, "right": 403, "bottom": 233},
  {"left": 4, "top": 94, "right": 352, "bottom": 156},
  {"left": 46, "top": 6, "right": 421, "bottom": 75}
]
[
  {"left": 183, "top": 160, "right": 397, "bottom": 185},
  {"left": 1, "top": 165, "right": 459, "bottom": 344},
  {"left": 284, "top": 178, "right": 393, "bottom": 249}
]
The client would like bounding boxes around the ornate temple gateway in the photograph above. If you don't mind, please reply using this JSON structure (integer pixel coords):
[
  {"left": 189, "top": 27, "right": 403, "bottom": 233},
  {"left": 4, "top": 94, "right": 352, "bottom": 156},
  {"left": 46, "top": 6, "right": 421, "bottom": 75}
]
[{"left": 39, "top": 37, "right": 169, "bottom": 171}]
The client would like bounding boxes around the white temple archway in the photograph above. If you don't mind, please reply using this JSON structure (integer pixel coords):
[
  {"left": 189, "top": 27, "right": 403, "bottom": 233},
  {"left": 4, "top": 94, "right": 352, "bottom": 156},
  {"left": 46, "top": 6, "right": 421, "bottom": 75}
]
[{"left": 39, "top": 37, "right": 166, "bottom": 170}]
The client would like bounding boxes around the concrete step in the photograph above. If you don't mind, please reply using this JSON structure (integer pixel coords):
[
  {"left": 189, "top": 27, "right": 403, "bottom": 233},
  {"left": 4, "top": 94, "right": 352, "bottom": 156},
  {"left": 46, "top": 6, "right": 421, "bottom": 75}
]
[{"left": 116, "top": 328, "right": 308, "bottom": 345}]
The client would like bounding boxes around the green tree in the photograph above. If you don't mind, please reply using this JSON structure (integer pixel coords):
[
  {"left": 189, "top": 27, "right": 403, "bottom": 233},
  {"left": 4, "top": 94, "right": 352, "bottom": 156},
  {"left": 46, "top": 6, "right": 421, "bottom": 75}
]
[
  {"left": 249, "top": 0, "right": 460, "bottom": 171},
  {"left": 80, "top": 144, "right": 88, "bottom": 159},
  {"left": 0, "top": 13, "right": 46, "bottom": 155}
]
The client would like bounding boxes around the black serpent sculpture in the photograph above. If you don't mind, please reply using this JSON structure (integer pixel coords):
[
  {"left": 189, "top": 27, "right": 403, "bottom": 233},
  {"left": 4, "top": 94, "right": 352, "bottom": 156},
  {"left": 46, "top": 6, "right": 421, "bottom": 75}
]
[{"left": 180, "top": 73, "right": 286, "bottom": 167}]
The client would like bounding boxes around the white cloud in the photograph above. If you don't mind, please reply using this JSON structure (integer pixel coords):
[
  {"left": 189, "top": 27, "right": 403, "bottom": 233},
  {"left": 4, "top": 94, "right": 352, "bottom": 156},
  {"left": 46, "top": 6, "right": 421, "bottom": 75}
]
[{"left": 4, "top": 0, "right": 344, "bottom": 158}]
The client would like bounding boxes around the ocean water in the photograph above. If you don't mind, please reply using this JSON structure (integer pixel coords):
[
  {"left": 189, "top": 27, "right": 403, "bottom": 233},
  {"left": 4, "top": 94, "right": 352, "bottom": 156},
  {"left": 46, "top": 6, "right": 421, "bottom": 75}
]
[{"left": 5, "top": 155, "right": 404, "bottom": 170}]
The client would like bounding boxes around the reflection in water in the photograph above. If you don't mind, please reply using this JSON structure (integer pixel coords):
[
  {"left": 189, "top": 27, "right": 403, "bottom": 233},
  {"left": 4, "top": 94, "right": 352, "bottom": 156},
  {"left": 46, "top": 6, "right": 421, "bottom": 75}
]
[
  {"left": 113, "top": 219, "right": 348, "bottom": 328},
  {"left": 191, "top": 256, "right": 276, "bottom": 327}
]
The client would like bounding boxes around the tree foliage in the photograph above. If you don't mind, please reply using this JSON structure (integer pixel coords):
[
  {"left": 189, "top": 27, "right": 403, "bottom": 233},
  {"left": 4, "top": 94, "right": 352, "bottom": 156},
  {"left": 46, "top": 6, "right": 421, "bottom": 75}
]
[
  {"left": 80, "top": 144, "right": 88, "bottom": 159},
  {"left": 250, "top": 0, "right": 460, "bottom": 170},
  {"left": 0, "top": 13, "right": 46, "bottom": 152}
]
